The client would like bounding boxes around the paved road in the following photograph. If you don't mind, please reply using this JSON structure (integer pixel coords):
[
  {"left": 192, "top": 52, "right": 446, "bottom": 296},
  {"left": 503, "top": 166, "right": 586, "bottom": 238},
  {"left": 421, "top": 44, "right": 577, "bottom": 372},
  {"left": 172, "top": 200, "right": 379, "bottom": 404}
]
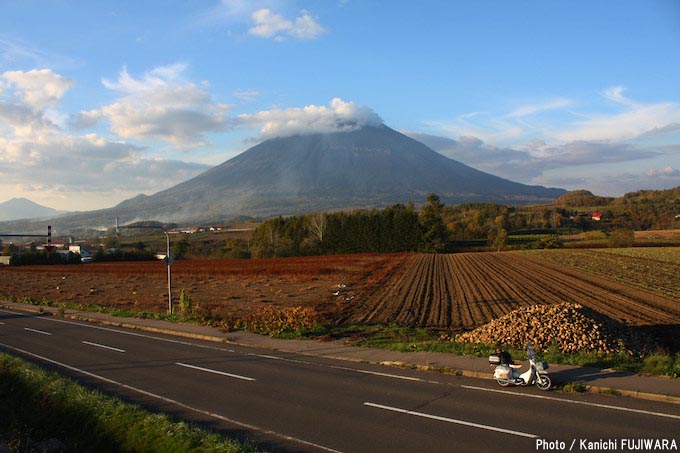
[{"left": 1, "top": 308, "right": 679, "bottom": 452}]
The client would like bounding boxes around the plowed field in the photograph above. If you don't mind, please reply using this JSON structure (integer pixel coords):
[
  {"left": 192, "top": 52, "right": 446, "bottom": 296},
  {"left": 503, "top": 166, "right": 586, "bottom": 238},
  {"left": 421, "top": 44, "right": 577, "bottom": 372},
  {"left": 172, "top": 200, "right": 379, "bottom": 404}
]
[
  {"left": 338, "top": 252, "right": 680, "bottom": 329},
  {"left": 0, "top": 254, "right": 408, "bottom": 320},
  {"left": 1, "top": 252, "right": 678, "bottom": 332}
]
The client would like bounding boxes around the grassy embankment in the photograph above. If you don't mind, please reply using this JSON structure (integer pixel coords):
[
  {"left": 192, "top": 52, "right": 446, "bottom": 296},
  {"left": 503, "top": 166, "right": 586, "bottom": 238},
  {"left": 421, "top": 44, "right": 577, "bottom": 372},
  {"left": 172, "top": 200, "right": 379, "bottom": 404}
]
[{"left": 0, "top": 353, "right": 259, "bottom": 452}]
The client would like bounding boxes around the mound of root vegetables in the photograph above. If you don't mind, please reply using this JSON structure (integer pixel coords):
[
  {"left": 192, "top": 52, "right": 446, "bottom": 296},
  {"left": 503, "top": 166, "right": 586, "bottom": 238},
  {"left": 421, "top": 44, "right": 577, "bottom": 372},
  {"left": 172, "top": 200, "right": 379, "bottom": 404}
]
[{"left": 455, "top": 302, "right": 657, "bottom": 356}]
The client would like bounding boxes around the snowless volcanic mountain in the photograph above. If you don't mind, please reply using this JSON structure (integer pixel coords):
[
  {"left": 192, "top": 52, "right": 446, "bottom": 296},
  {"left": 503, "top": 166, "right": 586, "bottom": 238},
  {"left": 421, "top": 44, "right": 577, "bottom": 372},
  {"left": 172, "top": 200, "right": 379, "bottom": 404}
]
[
  {"left": 0, "top": 198, "right": 64, "bottom": 221},
  {"left": 3, "top": 125, "right": 565, "bottom": 231},
  {"left": 109, "top": 124, "right": 564, "bottom": 223}
]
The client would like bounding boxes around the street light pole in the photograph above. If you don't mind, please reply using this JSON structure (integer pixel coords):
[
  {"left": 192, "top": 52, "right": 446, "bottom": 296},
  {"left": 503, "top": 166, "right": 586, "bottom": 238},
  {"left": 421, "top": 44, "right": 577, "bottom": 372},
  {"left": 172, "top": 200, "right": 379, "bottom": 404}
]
[
  {"left": 116, "top": 218, "right": 174, "bottom": 315},
  {"left": 164, "top": 230, "right": 172, "bottom": 315}
]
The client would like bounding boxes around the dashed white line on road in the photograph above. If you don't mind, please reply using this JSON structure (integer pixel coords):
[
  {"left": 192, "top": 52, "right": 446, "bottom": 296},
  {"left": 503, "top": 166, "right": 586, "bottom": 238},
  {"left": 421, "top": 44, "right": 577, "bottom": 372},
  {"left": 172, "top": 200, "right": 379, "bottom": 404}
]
[
  {"left": 0, "top": 309, "right": 438, "bottom": 384},
  {"left": 461, "top": 384, "right": 680, "bottom": 420},
  {"left": 24, "top": 327, "right": 52, "bottom": 335},
  {"left": 82, "top": 341, "right": 125, "bottom": 353},
  {"left": 364, "top": 402, "right": 540, "bottom": 439},
  {"left": 175, "top": 362, "right": 256, "bottom": 381}
]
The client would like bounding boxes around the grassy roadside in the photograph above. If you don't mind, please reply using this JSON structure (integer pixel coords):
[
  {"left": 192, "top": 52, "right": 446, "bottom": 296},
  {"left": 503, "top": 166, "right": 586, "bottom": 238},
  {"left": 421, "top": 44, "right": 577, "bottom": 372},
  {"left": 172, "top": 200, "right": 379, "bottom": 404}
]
[{"left": 0, "top": 353, "right": 260, "bottom": 452}]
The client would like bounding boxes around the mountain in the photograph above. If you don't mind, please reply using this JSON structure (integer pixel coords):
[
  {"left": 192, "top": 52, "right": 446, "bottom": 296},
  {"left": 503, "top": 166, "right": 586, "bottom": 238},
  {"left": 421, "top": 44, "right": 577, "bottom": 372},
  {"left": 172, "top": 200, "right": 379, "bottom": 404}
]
[
  {"left": 111, "top": 124, "right": 564, "bottom": 221},
  {"left": 0, "top": 125, "right": 565, "bottom": 233},
  {"left": 0, "top": 198, "right": 64, "bottom": 221}
]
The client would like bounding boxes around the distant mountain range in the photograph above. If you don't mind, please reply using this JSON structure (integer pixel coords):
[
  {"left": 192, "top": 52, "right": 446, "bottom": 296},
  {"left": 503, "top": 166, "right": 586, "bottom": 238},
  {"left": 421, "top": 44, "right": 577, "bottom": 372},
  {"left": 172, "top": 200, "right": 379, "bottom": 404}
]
[
  {"left": 0, "top": 198, "right": 66, "bottom": 222},
  {"left": 0, "top": 124, "right": 565, "bottom": 234}
]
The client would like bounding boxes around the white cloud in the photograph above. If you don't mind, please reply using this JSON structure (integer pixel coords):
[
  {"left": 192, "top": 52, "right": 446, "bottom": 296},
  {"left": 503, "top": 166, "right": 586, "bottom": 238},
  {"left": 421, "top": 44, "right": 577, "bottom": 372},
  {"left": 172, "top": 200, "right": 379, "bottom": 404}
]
[
  {"left": 409, "top": 132, "right": 661, "bottom": 185},
  {"left": 1, "top": 69, "right": 73, "bottom": 111},
  {"left": 238, "top": 98, "right": 382, "bottom": 138},
  {"left": 644, "top": 166, "right": 679, "bottom": 178},
  {"left": 507, "top": 98, "right": 571, "bottom": 118},
  {"left": 248, "top": 8, "right": 325, "bottom": 40},
  {"left": 75, "top": 65, "right": 232, "bottom": 147},
  {"left": 0, "top": 69, "right": 73, "bottom": 139},
  {"left": 0, "top": 67, "right": 211, "bottom": 210},
  {"left": 554, "top": 101, "right": 680, "bottom": 143},
  {"left": 603, "top": 86, "right": 633, "bottom": 106},
  {"left": 232, "top": 89, "right": 261, "bottom": 102}
]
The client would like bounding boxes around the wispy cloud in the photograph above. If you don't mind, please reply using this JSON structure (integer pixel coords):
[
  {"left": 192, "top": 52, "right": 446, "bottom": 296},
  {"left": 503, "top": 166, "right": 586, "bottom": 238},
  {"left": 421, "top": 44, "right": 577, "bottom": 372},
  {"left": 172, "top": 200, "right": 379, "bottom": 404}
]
[
  {"left": 248, "top": 8, "right": 326, "bottom": 41},
  {"left": 193, "top": 1, "right": 326, "bottom": 41},
  {"left": 0, "top": 36, "right": 77, "bottom": 69},
  {"left": 507, "top": 98, "right": 571, "bottom": 118}
]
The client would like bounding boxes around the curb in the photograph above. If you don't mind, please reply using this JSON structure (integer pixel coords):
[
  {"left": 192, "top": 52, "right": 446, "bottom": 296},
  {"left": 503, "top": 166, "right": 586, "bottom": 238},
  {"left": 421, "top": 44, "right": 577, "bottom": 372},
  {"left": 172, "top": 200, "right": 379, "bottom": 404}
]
[{"left": 2, "top": 302, "right": 679, "bottom": 405}]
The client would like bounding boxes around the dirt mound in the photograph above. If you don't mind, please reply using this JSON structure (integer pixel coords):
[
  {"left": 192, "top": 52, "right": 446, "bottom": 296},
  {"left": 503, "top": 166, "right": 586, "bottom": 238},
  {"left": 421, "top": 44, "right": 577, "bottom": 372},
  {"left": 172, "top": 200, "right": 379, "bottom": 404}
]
[{"left": 455, "top": 302, "right": 656, "bottom": 355}]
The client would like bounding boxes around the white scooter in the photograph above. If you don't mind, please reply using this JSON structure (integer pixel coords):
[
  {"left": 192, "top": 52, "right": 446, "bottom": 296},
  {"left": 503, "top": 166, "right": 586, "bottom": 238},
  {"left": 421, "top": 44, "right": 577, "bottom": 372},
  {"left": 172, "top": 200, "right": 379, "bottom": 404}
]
[{"left": 489, "top": 344, "right": 552, "bottom": 391}]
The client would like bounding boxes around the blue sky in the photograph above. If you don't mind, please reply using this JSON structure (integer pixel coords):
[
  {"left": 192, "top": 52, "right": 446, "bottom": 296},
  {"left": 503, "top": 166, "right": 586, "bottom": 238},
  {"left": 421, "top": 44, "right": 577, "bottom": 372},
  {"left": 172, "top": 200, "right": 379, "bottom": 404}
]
[{"left": 1, "top": 0, "right": 679, "bottom": 210}]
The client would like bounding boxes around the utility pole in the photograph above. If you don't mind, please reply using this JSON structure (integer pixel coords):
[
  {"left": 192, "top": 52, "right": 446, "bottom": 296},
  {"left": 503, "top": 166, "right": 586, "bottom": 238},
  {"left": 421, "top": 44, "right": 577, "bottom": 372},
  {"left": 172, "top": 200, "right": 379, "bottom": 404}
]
[{"left": 116, "top": 218, "right": 174, "bottom": 315}]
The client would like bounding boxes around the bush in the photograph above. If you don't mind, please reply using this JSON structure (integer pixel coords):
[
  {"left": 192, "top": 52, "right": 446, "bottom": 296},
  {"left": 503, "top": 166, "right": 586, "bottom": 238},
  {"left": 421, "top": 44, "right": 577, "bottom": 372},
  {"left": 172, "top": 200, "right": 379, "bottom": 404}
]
[
  {"left": 240, "top": 306, "right": 319, "bottom": 336},
  {"left": 608, "top": 228, "right": 635, "bottom": 248}
]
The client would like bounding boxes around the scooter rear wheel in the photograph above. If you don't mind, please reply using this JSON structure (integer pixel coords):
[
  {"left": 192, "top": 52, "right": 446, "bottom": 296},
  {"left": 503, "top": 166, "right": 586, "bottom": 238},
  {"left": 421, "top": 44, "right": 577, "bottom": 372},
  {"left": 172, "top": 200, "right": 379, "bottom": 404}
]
[
  {"left": 496, "top": 379, "right": 511, "bottom": 387},
  {"left": 536, "top": 374, "right": 552, "bottom": 390}
]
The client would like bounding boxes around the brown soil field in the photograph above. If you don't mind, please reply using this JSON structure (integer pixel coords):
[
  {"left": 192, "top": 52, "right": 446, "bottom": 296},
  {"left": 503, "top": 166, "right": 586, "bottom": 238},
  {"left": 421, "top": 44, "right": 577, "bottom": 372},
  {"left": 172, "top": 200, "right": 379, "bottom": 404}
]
[
  {"left": 1, "top": 252, "right": 678, "bottom": 334},
  {"left": 336, "top": 252, "right": 680, "bottom": 329},
  {"left": 0, "top": 254, "right": 409, "bottom": 321}
]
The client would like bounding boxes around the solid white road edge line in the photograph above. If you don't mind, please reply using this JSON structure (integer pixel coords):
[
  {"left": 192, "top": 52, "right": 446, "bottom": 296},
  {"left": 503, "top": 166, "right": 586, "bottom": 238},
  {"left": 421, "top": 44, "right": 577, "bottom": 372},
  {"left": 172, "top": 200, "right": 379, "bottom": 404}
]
[
  {"left": 0, "top": 342, "right": 344, "bottom": 453},
  {"left": 24, "top": 327, "right": 52, "bottom": 336},
  {"left": 364, "top": 402, "right": 539, "bottom": 439},
  {"left": 461, "top": 385, "right": 680, "bottom": 420},
  {"left": 82, "top": 341, "right": 126, "bottom": 353},
  {"left": 175, "top": 362, "right": 256, "bottom": 382}
]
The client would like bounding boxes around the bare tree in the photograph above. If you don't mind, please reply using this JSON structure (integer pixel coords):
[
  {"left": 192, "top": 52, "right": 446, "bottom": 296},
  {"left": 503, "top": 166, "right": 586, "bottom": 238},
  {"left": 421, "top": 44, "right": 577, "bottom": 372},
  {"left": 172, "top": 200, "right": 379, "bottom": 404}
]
[{"left": 308, "top": 213, "right": 327, "bottom": 243}]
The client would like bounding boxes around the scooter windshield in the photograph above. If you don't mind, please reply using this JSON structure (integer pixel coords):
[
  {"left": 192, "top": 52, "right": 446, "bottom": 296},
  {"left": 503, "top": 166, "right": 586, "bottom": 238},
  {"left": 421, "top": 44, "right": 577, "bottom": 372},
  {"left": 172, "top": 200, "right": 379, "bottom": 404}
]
[{"left": 527, "top": 344, "right": 536, "bottom": 360}]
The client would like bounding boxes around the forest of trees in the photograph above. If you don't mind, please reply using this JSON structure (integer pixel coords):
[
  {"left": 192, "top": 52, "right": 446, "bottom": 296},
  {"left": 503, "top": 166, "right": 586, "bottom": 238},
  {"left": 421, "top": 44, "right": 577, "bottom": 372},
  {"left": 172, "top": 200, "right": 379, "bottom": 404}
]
[
  {"left": 6, "top": 187, "right": 676, "bottom": 263},
  {"left": 244, "top": 188, "right": 680, "bottom": 258}
]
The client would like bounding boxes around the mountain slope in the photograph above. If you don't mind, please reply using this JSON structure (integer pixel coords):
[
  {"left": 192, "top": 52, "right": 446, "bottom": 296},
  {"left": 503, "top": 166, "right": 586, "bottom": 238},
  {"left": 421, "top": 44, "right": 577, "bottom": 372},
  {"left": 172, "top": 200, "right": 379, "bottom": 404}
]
[
  {"left": 112, "top": 124, "right": 564, "bottom": 222},
  {"left": 0, "top": 125, "right": 565, "bottom": 232},
  {"left": 0, "top": 198, "right": 64, "bottom": 221}
]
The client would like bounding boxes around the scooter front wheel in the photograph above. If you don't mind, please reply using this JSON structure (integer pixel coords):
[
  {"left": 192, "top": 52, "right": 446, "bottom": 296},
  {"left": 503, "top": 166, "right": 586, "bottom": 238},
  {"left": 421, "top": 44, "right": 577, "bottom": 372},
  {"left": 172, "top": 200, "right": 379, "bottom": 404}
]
[
  {"left": 496, "top": 379, "right": 511, "bottom": 387},
  {"left": 536, "top": 374, "right": 552, "bottom": 390}
]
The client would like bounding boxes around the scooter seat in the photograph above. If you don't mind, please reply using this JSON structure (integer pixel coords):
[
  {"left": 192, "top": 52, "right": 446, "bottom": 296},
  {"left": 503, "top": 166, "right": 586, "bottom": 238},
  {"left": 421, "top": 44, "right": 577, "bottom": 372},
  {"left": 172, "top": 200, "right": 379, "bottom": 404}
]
[{"left": 509, "top": 364, "right": 522, "bottom": 369}]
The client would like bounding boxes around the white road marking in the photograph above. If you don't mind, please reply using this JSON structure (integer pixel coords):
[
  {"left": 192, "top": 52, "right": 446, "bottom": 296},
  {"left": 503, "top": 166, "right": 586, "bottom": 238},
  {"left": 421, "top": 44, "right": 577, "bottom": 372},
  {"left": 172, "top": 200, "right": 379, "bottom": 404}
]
[
  {"left": 0, "top": 321, "right": 5, "bottom": 324},
  {"left": 461, "top": 385, "right": 680, "bottom": 420},
  {"left": 175, "top": 362, "right": 256, "bottom": 381},
  {"left": 350, "top": 368, "right": 426, "bottom": 382},
  {"left": 0, "top": 342, "right": 343, "bottom": 453},
  {"left": 1, "top": 309, "right": 436, "bottom": 384},
  {"left": 249, "top": 353, "right": 285, "bottom": 360},
  {"left": 82, "top": 341, "right": 125, "bottom": 353},
  {"left": 24, "top": 327, "right": 52, "bottom": 336},
  {"left": 3, "top": 308, "right": 678, "bottom": 422},
  {"left": 364, "top": 402, "right": 539, "bottom": 439}
]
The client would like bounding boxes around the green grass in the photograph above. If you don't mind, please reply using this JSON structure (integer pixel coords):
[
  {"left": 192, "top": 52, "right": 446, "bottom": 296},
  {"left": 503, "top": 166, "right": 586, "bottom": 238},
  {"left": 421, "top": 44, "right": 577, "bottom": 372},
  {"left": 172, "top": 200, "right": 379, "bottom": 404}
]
[{"left": 0, "top": 353, "right": 260, "bottom": 452}]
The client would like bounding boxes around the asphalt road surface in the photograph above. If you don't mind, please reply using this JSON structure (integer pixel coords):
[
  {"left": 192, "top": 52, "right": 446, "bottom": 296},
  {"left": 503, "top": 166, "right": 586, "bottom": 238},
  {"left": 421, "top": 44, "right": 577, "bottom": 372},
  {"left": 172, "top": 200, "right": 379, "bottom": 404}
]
[{"left": 1, "top": 308, "right": 678, "bottom": 452}]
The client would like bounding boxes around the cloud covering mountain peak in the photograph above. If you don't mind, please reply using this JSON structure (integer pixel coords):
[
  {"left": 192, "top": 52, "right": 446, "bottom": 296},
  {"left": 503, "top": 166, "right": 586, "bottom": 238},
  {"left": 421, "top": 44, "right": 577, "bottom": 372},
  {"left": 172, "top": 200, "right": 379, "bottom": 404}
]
[{"left": 239, "top": 98, "right": 383, "bottom": 139}]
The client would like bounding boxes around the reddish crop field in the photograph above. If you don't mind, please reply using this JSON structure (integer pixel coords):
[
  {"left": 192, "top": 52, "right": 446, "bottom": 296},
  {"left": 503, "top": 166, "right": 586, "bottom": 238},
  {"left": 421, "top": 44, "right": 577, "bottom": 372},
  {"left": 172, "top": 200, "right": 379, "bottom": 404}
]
[
  {"left": 1, "top": 252, "right": 677, "bottom": 332},
  {"left": 0, "top": 254, "right": 408, "bottom": 320}
]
